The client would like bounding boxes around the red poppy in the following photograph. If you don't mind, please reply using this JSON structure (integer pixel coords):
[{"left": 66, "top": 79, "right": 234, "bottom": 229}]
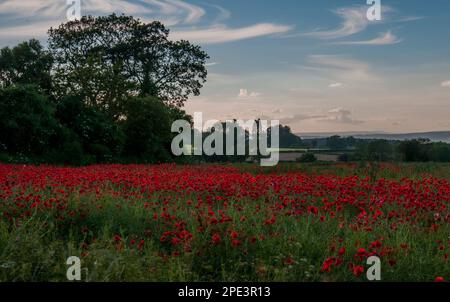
[
  {"left": 352, "top": 265, "right": 365, "bottom": 277},
  {"left": 231, "top": 239, "right": 241, "bottom": 247},
  {"left": 212, "top": 233, "right": 221, "bottom": 245}
]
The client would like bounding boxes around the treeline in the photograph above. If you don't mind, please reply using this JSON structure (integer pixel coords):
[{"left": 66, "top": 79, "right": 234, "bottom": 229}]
[
  {"left": 0, "top": 15, "right": 208, "bottom": 165},
  {"left": 319, "top": 136, "right": 450, "bottom": 163}
]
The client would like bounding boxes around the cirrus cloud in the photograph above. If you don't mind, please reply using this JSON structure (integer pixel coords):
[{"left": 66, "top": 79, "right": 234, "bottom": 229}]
[
  {"left": 170, "top": 23, "right": 292, "bottom": 44},
  {"left": 336, "top": 31, "right": 402, "bottom": 45},
  {"left": 0, "top": 0, "right": 292, "bottom": 44}
]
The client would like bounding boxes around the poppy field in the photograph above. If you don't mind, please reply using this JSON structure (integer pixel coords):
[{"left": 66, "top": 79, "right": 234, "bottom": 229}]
[{"left": 0, "top": 163, "right": 448, "bottom": 282}]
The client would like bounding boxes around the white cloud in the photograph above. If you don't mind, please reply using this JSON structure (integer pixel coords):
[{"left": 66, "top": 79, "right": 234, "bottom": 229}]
[
  {"left": 279, "top": 113, "right": 325, "bottom": 125},
  {"left": 238, "top": 89, "right": 261, "bottom": 98},
  {"left": 0, "top": 0, "right": 292, "bottom": 44},
  {"left": 308, "top": 55, "right": 376, "bottom": 82},
  {"left": 170, "top": 23, "right": 292, "bottom": 44},
  {"left": 0, "top": 0, "right": 155, "bottom": 17},
  {"left": 209, "top": 4, "right": 231, "bottom": 23},
  {"left": 164, "top": 0, "right": 205, "bottom": 24},
  {"left": 441, "top": 80, "right": 450, "bottom": 87},
  {"left": 289, "top": 5, "right": 406, "bottom": 41},
  {"left": 0, "top": 0, "right": 64, "bottom": 17},
  {"left": 329, "top": 82, "right": 343, "bottom": 88},
  {"left": 325, "top": 108, "right": 364, "bottom": 124},
  {"left": 302, "top": 7, "right": 369, "bottom": 39},
  {"left": 336, "top": 31, "right": 402, "bottom": 45},
  {"left": 0, "top": 21, "right": 56, "bottom": 39}
]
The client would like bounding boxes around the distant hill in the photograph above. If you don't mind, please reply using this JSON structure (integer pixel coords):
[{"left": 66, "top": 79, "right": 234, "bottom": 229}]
[{"left": 297, "top": 131, "right": 450, "bottom": 143}]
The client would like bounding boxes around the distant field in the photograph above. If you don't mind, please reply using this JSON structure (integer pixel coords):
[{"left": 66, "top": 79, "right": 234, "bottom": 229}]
[{"left": 0, "top": 163, "right": 448, "bottom": 282}]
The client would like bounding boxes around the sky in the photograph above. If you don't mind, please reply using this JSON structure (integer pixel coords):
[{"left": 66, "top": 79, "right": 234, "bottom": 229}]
[{"left": 0, "top": 0, "right": 449, "bottom": 133}]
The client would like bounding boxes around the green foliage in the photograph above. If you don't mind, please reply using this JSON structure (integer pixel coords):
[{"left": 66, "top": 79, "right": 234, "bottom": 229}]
[
  {"left": 121, "top": 96, "right": 175, "bottom": 162},
  {"left": 0, "top": 85, "right": 60, "bottom": 155},
  {"left": 326, "top": 136, "right": 356, "bottom": 150},
  {"left": 48, "top": 14, "right": 209, "bottom": 120},
  {"left": 364, "top": 140, "right": 394, "bottom": 162},
  {"left": 430, "top": 142, "right": 450, "bottom": 162},
  {"left": 0, "top": 39, "right": 53, "bottom": 94},
  {"left": 398, "top": 139, "right": 432, "bottom": 162},
  {"left": 297, "top": 153, "right": 317, "bottom": 163},
  {"left": 56, "top": 95, "right": 125, "bottom": 162},
  {"left": 278, "top": 125, "right": 306, "bottom": 148},
  {"left": 0, "top": 14, "right": 209, "bottom": 165}
]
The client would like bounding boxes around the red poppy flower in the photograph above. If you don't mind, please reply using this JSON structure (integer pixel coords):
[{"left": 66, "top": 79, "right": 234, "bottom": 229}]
[
  {"left": 231, "top": 239, "right": 241, "bottom": 247},
  {"left": 212, "top": 233, "right": 221, "bottom": 245},
  {"left": 352, "top": 265, "right": 365, "bottom": 277}
]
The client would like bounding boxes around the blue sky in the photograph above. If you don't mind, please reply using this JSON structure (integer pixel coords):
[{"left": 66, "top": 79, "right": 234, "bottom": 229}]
[{"left": 1, "top": 0, "right": 450, "bottom": 133}]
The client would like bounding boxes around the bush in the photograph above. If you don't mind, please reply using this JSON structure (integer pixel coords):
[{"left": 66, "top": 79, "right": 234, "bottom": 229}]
[
  {"left": 297, "top": 153, "right": 317, "bottom": 163},
  {"left": 338, "top": 153, "right": 350, "bottom": 162}
]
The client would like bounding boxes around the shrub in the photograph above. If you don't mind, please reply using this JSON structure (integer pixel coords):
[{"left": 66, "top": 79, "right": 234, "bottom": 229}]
[{"left": 297, "top": 152, "right": 317, "bottom": 163}]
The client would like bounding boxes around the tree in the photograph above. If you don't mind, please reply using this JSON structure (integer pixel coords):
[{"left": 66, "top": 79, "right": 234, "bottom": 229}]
[
  {"left": 278, "top": 125, "right": 305, "bottom": 148},
  {"left": 366, "top": 140, "right": 393, "bottom": 161},
  {"left": 326, "top": 136, "right": 345, "bottom": 150},
  {"left": 297, "top": 152, "right": 317, "bottom": 163},
  {"left": 0, "top": 39, "right": 53, "bottom": 94},
  {"left": 48, "top": 14, "right": 209, "bottom": 120},
  {"left": 0, "top": 85, "right": 59, "bottom": 155},
  {"left": 398, "top": 139, "right": 431, "bottom": 162},
  {"left": 55, "top": 95, "right": 125, "bottom": 161},
  {"left": 430, "top": 143, "right": 450, "bottom": 162},
  {"left": 121, "top": 96, "right": 177, "bottom": 161}
]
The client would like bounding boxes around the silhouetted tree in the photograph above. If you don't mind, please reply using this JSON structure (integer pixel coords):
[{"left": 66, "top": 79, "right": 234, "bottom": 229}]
[
  {"left": 48, "top": 14, "right": 208, "bottom": 120},
  {"left": 0, "top": 85, "right": 59, "bottom": 155},
  {"left": 0, "top": 39, "right": 53, "bottom": 94}
]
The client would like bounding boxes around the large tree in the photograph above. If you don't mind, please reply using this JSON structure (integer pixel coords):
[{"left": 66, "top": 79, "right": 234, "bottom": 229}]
[
  {"left": 0, "top": 39, "right": 53, "bottom": 94},
  {"left": 48, "top": 14, "right": 209, "bottom": 120}
]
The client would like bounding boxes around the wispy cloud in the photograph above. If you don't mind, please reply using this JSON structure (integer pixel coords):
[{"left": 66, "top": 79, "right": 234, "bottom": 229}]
[
  {"left": 164, "top": 0, "right": 205, "bottom": 24},
  {"left": 238, "top": 88, "right": 261, "bottom": 99},
  {"left": 279, "top": 113, "right": 325, "bottom": 125},
  {"left": 270, "top": 108, "right": 363, "bottom": 126},
  {"left": 307, "top": 55, "right": 376, "bottom": 82},
  {"left": 170, "top": 23, "right": 292, "bottom": 44},
  {"left": 0, "top": 0, "right": 291, "bottom": 44},
  {"left": 324, "top": 108, "right": 364, "bottom": 124},
  {"left": 287, "top": 5, "right": 413, "bottom": 44},
  {"left": 302, "top": 7, "right": 370, "bottom": 39},
  {"left": 207, "top": 3, "right": 231, "bottom": 23},
  {"left": 442, "top": 81, "right": 450, "bottom": 87},
  {"left": 336, "top": 31, "right": 402, "bottom": 45},
  {"left": 329, "top": 82, "right": 343, "bottom": 88}
]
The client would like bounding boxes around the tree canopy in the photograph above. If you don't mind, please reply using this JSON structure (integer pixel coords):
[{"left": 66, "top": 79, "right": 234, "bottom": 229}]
[
  {"left": 48, "top": 14, "right": 209, "bottom": 120},
  {"left": 0, "top": 39, "right": 53, "bottom": 94}
]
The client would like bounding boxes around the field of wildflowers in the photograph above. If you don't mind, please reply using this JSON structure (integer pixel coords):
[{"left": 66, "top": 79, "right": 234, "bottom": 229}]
[{"left": 0, "top": 163, "right": 448, "bottom": 282}]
